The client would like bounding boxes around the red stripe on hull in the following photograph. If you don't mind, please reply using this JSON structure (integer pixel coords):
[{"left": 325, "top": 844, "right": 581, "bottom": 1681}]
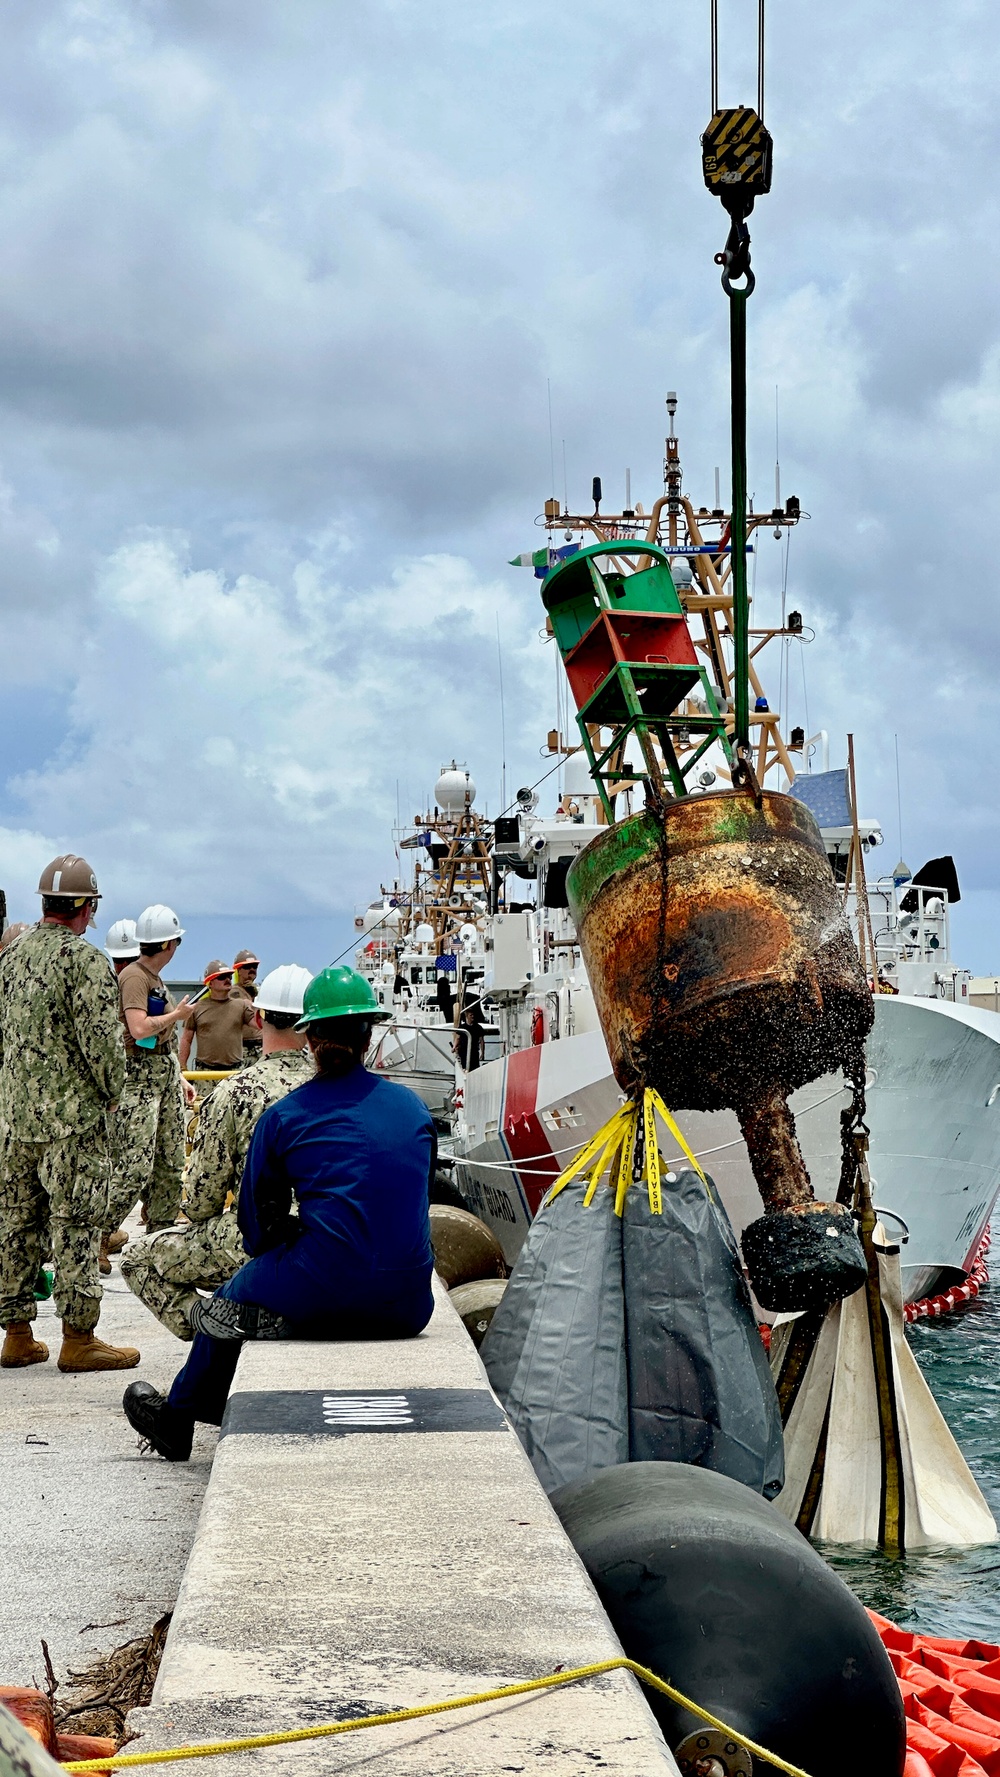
[{"left": 503, "top": 1046, "right": 560, "bottom": 1215}]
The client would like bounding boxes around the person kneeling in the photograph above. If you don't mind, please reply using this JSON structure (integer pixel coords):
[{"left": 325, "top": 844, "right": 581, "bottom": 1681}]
[{"left": 121, "top": 967, "right": 435, "bottom": 1461}]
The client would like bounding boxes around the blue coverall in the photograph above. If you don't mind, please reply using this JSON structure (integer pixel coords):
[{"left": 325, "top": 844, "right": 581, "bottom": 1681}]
[{"left": 167, "top": 1065, "right": 435, "bottom": 1424}]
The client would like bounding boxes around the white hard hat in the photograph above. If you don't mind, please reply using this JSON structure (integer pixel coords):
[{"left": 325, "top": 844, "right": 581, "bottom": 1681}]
[
  {"left": 105, "top": 918, "right": 140, "bottom": 959},
  {"left": 135, "top": 904, "right": 185, "bottom": 945},
  {"left": 254, "top": 964, "right": 314, "bottom": 1016}
]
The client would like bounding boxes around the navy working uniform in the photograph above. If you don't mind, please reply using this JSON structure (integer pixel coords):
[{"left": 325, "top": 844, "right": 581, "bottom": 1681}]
[{"left": 165, "top": 1066, "right": 436, "bottom": 1425}]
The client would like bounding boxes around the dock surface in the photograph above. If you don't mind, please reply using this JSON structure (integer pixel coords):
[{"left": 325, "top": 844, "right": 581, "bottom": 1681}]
[
  {"left": 132, "top": 1278, "right": 678, "bottom": 1774},
  {"left": 0, "top": 1252, "right": 216, "bottom": 1687}
]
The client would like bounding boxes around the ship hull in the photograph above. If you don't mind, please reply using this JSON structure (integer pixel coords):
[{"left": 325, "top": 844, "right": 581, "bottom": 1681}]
[{"left": 452, "top": 996, "right": 1000, "bottom": 1304}]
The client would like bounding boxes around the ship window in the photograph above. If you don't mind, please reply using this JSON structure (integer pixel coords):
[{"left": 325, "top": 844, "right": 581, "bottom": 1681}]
[{"left": 541, "top": 1104, "right": 585, "bottom": 1130}]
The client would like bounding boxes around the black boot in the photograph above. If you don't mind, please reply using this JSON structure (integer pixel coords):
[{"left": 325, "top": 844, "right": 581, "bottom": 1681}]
[{"left": 123, "top": 1380, "right": 194, "bottom": 1462}]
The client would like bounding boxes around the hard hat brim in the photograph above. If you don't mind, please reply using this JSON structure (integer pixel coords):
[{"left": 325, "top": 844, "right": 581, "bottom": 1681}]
[
  {"left": 294, "top": 1005, "right": 391, "bottom": 1030},
  {"left": 39, "top": 891, "right": 102, "bottom": 902}
]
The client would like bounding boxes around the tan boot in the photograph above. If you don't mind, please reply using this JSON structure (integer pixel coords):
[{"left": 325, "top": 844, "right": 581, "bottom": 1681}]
[
  {"left": 58, "top": 1324, "right": 140, "bottom": 1373},
  {"left": 98, "top": 1237, "right": 112, "bottom": 1276},
  {"left": 1, "top": 1321, "right": 49, "bottom": 1368},
  {"left": 106, "top": 1230, "right": 129, "bottom": 1255}
]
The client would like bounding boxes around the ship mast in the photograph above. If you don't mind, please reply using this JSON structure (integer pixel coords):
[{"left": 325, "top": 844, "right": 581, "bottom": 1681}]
[{"left": 539, "top": 413, "right": 803, "bottom": 812}]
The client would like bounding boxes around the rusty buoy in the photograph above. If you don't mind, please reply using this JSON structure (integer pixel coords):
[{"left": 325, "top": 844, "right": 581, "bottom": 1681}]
[{"left": 566, "top": 789, "right": 872, "bottom": 1311}]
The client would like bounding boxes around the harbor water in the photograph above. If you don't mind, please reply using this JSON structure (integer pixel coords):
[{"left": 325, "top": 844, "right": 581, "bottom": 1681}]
[{"left": 821, "top": 1267, "right": 1000, "bottom": 1640}]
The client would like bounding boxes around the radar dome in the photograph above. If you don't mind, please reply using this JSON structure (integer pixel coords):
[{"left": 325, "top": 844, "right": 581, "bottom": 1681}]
[
  {"left": 670, "top": 555, "right": 694, "bottom": 590},
  {"left": 361, "top": 903, "right": 401, "bottom": 935},
  {"left": 435, "top": 763, "right": 475, "bottom": 813},
  {"left": 563, "top": 752, "right": 597, "bottom": 798}
]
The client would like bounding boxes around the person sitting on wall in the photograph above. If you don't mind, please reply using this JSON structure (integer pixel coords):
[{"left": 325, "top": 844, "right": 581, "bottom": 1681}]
[{"left": 120, "top": 966, "right": 436, "bottom": 1460}]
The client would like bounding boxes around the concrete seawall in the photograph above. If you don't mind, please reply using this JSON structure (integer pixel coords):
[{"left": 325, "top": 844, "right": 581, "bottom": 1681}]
[{"left": 129, "top": 1277, "right": 678, "bottom": 1774}]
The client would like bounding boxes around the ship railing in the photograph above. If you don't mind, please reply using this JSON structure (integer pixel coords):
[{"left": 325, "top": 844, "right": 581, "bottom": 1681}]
[{"left": 855, "top": 879, "right": 951, "bottom": 969}]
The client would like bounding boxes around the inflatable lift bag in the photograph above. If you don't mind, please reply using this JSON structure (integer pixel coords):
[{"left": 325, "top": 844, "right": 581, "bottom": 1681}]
[
  {"left": 481, "top": 1169, "right": 783, "bottom": 1499},
  {"left": 624, "top": 1169, "right": 784, "bottom": 1496},
  {"left": 480, "top": 1181, "right": 629, "bottom": 1494}
]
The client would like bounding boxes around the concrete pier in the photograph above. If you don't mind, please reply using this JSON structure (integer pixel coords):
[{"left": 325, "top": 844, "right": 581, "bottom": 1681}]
[
  {"left": 0, "top": 1261, "right": 216, "bottom": 1686},
  {"left": 130, "top": 1278, "right": 678, "bottom": 1774}
]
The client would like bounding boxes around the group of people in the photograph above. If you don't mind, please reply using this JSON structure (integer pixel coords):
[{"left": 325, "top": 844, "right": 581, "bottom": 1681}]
[{"left": 0, "top": 853, "right": 437, "bottom": 1459}]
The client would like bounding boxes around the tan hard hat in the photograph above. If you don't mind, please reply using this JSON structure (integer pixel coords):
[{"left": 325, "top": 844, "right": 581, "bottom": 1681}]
[
  {"left": 234, "top": 949, "right": 260, "bottom": 969},
  {"left": 0, "top": 922, "right": 30, "bottom": 953},
  {"left": 204, "top": 959, "right": 233, "bottom": 981},
  {"left": 37, "top": 855, "right": 101, "bottom": 900}
]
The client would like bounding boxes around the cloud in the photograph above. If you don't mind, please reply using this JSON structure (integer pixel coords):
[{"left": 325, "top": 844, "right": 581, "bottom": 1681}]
[
  {"left": 2, "top": 530, "right": 550, "bottom": 921},
  {"left": 0, "top": 0, "right": 996, "bottom": 963}
]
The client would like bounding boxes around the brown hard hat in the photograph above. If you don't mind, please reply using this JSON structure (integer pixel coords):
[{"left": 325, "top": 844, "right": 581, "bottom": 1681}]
[
  {"left": 234, "top": 949, "right": 259, "bottom": 968},
  {"left": 0, "top": 922, "right": 30, "bottom": 953},
  {"left": 37, "top": 855, "right": 101, "bottom": 900},
  {"left": 204, "top": 959, "right": 233, "bottom": 981}
]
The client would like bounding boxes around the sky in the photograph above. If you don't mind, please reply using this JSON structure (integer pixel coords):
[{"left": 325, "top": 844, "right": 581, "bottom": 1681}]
[{"left": 0, "top": 0, "right": 998, "bottom": 974}]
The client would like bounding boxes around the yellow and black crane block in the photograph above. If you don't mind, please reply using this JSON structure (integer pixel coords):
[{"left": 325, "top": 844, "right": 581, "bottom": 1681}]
[{"left": 702, "top": 106, "right": 772, "bottom": 210}]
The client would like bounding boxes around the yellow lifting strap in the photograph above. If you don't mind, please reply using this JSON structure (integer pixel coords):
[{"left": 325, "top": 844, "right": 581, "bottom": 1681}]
[
  {"left": 543, "top": 1102, "right": 633, "bottom": 1205},
  {"left": 615, "top": 1106, "right": 638, "bottom": 1218},
  {"left": 646, "top": 1087, "right": 707, "bottom": 1184},
  {"left": 542, "top": 1089, "right": 706, "bottom": 1217}
]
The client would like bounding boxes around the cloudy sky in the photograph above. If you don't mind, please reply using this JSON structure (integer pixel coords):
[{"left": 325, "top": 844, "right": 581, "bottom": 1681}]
[{"left": 0, "top": 0, "right": 996, "bottom": 974}]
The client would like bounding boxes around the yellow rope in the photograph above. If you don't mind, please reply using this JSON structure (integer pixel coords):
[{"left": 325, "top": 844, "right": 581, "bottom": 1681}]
[{"left": 59, "top": 1654, "right": 811, "bottom": 1776}]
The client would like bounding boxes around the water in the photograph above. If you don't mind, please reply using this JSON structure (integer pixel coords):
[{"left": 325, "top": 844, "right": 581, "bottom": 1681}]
[{"left": 819, "top": 1279, "right": 1000, "bottom": 1641}]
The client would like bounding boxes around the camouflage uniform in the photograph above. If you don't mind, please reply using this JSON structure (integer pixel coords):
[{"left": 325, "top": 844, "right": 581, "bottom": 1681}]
[
  {"left": 106, "top": 1049, "right": 187, "bottom": 1233},
  {"left": 0, "top": 923, "right": 125, "bottom": 1331},
  {"left": 121, "top": 1047, "right": 314, "bottom": 1339}
]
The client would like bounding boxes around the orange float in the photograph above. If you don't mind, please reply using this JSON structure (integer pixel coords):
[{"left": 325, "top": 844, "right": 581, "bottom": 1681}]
[
  {"left": 871, "top": 1610, "right": 1000, "bottom": 1776},
  {"left": 0, "top": 1686, "right": 115, "bottom": 1773}
]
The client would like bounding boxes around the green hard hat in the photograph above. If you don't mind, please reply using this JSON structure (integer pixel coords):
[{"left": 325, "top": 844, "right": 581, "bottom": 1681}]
[{"left": 295, "top": 964, "right": 389, "bottom": 1029}]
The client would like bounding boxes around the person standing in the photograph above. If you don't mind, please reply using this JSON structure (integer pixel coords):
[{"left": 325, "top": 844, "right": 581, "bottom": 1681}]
[
  {"left": 105, "top": 919, "right": 139, "bottom": 978},
  {"left": 454, "top": 996, "right": 486, "bottom": 1071},
  {"left": 106, "top": 905, "right": 192, "bottom": 1240},
  {"left": 99, "top": 918, "right": 143, "bottom": 1268},
  {"left": 0, "top": 923, "right": 31, "bottom": 955},
  {"left": 121, "top": 965, "right": 315, "bottom": 1339},
  {"left": 179, "top": 962, "right": 257, "bottom": 1077},
  {"left": 122, "top": 966, "right": 435, "bottom": 1457},
  {"left": 231, "top": 950, "right": 262, "bottom": 1065},
  {"left": 0, "top": 854, "right": 137, "bottom": 1372}
]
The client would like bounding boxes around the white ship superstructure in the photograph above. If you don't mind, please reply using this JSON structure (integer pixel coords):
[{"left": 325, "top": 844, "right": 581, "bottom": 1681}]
[{"left": 355, "top": 763, "right": 493, "bottom": 1120}]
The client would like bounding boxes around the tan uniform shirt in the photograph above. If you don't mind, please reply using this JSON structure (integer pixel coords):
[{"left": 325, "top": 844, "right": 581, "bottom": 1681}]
[
  {"left": 231, "top": 979, "right": 262, "bottom": 1050},
  {"left": 119, "top": 960, "right": 175, "bottom": 1056},
  {"left": 184, "top": 995, "right": 257, "bottom": 1068}
]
